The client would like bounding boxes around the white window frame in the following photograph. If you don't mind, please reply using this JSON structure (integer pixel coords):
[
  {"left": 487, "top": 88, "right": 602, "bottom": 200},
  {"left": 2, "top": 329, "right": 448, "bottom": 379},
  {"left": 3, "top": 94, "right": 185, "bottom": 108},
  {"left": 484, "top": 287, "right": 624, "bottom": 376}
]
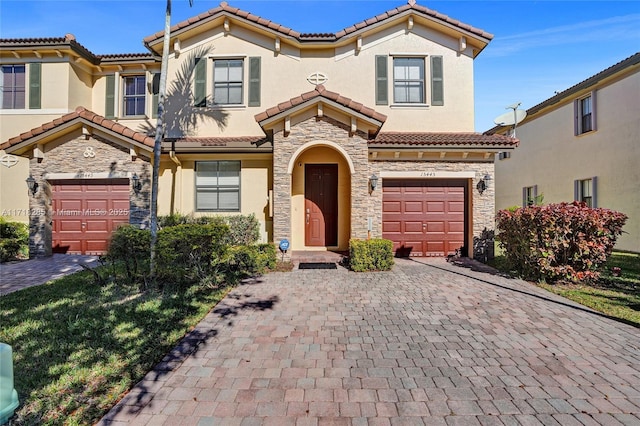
[
  {"left": 0, "top": 64, "right": 26, "bottom": 110},
  {"left": 122, "top": 74, "right": 147, "bottom": 117},
  {"left": 213, "top": 58, "right": 244, "bottom": 106},
  {"left": 392, "top": 57, "right": 425, "bottom": 105},
  {"left": 574, "top": 91, "right": 597, "bottom": 135},
  {"left": 195, "top": 161, "right": 241, "bottom": 212},
  {"left": 522, "top": 185, "right": 538, "bottom": 206},
  {"left": 574, "top": 177, "right": 597, "bottom": 208}
]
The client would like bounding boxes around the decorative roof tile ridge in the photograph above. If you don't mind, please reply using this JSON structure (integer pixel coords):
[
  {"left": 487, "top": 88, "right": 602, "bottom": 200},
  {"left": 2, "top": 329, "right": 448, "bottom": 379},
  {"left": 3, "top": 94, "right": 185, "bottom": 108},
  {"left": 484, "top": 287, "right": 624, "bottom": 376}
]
[{"left": 0, "top": 107, "right": 154, "bottom": 150}]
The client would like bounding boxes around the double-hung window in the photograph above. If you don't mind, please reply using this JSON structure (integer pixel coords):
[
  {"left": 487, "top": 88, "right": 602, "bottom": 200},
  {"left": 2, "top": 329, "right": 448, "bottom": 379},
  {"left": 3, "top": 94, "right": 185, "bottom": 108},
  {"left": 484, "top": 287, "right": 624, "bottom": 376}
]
[
  {"left": 393, "top": 57, "right": 425, "bottom": 104},
  {"left": 214, "top": 59, "right": 243, "bottom": 105},
  {"left": 574, "top": 91, "right": 596, "bottom": 135},
  {"left": 195, "top": 161, "right": 241, "bottom": 211},
  {"left": 123, "top": 75, "right": 146, "bottom": 116},
  {"left": 575, "top": 177, "right": 597, "bottom": 208},
  {"left": 0, "top": 65, "right": 26, "bottom": 109}
]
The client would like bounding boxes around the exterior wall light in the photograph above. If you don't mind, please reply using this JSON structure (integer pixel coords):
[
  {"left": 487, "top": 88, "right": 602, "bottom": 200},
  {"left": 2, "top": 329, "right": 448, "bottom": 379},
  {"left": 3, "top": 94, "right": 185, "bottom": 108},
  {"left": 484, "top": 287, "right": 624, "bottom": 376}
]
[
  {"left": 369, "top": 173, "right": 379, "bottom": 192},
  {"left": 476, "top": 174, "right": 491, "bottom": 194},
  {"left": 26, "top": 176, "right": 39, "bottom": 196},
  {"left": 131, "top": 173, "right": 142, "bottom": 193}
]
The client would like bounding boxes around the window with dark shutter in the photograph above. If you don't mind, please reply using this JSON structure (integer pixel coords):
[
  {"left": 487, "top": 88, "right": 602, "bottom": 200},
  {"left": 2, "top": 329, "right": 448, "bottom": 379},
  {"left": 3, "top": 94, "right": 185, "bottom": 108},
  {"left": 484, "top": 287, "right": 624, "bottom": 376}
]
[
  {"left": 105, "top": 74, "right": 115, "bottom": 118},
  {"left": 151, "top": 73, "right": 160, "bottom": 118},
  {"left": 29, "top": 63, "right": 41, "bottom": 109},
  {"left": 431, "top": 56, "right": 443, "bottom": 106},
  {"left": 375, "top": 55, "right": 388, "bottom": 105},
  {"left": 248, "top": 57, "right": 261, "bottom": 107},
  {"left": 194, "top": 57, "right": 207, "bottom": 107}
]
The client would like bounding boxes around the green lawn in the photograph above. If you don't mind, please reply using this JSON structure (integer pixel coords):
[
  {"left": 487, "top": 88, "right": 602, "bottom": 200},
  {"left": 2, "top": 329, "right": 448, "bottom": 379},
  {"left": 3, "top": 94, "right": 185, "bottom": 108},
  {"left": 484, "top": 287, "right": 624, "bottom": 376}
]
[
  {"left": 494, "top": 251, "right": 640, "bottom": 327},
  {"left": 0, "top": 269, "right": 230, "bottom": 425}
]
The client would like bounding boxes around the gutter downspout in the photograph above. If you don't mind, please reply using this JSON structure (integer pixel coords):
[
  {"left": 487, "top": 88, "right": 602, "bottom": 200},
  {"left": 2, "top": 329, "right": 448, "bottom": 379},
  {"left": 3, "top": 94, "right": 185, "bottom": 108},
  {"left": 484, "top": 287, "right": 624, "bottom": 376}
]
[{"left": 169, "top": 140, "right": 182, "bottom": 213}]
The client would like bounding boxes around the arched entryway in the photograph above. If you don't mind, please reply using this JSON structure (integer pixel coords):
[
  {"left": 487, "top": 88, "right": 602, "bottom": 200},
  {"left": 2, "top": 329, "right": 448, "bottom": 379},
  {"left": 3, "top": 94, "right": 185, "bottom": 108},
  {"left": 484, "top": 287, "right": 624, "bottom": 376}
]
[{"left": 288, "top": 141, "right": 353, "bottom": 251}]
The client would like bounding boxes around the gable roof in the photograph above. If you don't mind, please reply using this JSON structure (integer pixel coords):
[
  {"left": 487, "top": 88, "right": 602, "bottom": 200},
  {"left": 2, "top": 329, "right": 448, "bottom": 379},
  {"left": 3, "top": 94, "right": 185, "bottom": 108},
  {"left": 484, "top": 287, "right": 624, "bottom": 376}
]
[
  {"left": 485, "top": 51, "right": 640, "bottom": 135},
  {"left": 0, "top": 107, "right": 155, "bottom": 153},
  {"left": 144, "top": 1, "right": 492, "bottom": 53},
  {"left": 255, "top": 84, "right": 387, "bottom": 126},
  {"left": 370, "top": 132, "right": 518, "bottom": 148}
]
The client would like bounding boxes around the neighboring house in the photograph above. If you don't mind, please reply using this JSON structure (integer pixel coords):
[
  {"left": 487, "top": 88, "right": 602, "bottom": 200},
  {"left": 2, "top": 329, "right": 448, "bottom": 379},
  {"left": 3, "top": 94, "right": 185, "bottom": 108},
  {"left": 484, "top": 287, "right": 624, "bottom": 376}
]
[
  {"left": 489, "top": 52, "right": 640, "bottom": 253},
  {"left": 0, "top": 1, "right": 516, "bottom": 259}
]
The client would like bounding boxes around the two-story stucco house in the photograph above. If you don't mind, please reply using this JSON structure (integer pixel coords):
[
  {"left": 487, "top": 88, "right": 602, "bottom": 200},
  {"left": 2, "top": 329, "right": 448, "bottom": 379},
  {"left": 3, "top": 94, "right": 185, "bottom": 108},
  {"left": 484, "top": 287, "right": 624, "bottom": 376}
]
[
  {"left": 489, "top": 52, "right": 639, "bottom": 253},
  {"left": 0, "top": 1, "right": 516, "bottom": 259}
]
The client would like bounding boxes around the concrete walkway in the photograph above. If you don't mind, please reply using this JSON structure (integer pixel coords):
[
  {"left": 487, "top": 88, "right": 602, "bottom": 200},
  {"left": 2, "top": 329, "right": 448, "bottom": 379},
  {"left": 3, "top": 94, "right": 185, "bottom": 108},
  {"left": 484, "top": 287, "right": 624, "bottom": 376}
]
[
  {"left": 0, "top": 254, "right": 99, "bottom": 296},
  {"left": 98, "top": 258, "right": 640, "bottom": 425}
]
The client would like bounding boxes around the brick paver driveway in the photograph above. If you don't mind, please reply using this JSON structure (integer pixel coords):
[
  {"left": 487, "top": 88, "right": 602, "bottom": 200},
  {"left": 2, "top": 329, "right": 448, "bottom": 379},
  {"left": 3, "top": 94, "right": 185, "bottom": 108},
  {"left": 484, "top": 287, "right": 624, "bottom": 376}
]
[{"left": 100, "top": 258, "right": 640, "bottom": 425}]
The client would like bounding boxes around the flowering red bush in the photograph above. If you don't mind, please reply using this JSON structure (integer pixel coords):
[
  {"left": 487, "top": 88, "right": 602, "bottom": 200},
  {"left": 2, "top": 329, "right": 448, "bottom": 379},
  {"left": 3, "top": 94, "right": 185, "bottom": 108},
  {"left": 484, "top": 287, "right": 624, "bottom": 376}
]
[{"left": 496, "top": 202, "right": 627, "bottom": 283}]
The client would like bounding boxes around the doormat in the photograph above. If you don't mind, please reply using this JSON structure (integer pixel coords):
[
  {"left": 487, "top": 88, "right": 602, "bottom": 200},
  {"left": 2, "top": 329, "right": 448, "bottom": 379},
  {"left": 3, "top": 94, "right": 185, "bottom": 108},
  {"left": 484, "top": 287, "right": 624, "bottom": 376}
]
[{"left": 298, "top": 262, "right": 338, "bottom": 270}]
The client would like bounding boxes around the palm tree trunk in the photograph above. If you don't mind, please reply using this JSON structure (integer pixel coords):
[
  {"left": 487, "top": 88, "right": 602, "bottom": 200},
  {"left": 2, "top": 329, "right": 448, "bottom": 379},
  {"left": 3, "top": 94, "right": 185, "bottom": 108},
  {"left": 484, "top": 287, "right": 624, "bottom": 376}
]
[{"left": 149, "top": 0, "right": 172, "bottom": 282}]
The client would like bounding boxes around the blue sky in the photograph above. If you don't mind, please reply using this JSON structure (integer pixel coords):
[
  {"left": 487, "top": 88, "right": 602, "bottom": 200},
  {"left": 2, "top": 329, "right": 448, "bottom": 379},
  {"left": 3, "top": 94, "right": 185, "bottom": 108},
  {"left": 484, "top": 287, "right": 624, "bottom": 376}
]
[{"left": 1, "top": 0, "right": 639, "bottom": 131}]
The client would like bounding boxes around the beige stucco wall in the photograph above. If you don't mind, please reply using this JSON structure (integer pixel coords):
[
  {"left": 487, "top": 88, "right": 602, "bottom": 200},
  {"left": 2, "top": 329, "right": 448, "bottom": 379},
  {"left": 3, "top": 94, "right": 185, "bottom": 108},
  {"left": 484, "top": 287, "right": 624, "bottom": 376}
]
[
  {"left": 495, "top": 71, "right": 640, "bottom": 252},
  {"left": 0, "top": 150, "right": 30, "bottom": 223},
  {"left": 157, "top": 153, "right": 273, "bottom": 243},
  {"left": 160, "top": 17, "right": 475, "bottom": 138}
]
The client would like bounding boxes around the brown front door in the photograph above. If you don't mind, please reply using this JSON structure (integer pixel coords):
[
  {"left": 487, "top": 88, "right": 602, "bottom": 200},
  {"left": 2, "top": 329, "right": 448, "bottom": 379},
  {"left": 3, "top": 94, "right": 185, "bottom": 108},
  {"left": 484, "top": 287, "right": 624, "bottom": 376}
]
[
  {"left": 305, "top": 164, "right": 338, "bottom": 247},
  {"left": 51, "top": 179, "right": 130, "bottom": 255},
  {"left": 382, "top": 179, "right": 467, "bottom": 257}
]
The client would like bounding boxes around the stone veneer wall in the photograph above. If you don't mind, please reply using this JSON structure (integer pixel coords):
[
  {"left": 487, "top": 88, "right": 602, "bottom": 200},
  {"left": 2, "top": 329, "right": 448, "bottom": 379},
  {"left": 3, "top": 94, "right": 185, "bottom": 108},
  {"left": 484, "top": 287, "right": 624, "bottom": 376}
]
[
  {"left": 28, "top": 132, "right": 150, "bottom": 257},
  {"left": 367, "top": 160, "right": 495, "bottom": 258},
  {"left": 272, "top": 116, "right": 370, "bottom": 251}
]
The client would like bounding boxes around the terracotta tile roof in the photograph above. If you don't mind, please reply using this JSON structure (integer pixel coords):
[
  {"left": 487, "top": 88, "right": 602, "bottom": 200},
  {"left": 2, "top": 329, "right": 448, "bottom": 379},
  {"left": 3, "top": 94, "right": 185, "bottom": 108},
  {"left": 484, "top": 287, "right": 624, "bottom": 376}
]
[
  {"left": 255, "top": 84, "right": 387, "bottom": 123},
  {"left": 0, "top": 34, "right": 98, "bottom": 64},
  {"left": 0, "top": 107, "right": 154, "bottom": 151},
  {"left": 165, "top": 136, "right": 270, "bottom": 146},
  {"left": 144, "top": 1, "right": 492, "bottom": 46},
  {"left": 370, "top": 132, "right": 518, "bottom": 147},
  {"left": 98, "top": 53, "right": 159, "bottom": 61}
]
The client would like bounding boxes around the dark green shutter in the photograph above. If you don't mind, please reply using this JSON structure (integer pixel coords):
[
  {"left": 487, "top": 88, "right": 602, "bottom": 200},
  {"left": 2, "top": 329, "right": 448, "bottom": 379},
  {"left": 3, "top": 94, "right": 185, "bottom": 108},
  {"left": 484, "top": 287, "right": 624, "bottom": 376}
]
[
  {"left": 105, "top": 74, "right": 115, "bottom": 118},
  {"left": 151, "top": 73, "right": 160, "bottom": 118},
  {"left": 248, "top": 57, "right": 261, "bottom": 107},
  {"left": 431, "top": 56, "right": 444, "bottom": 106},
  {"left": 375, "top": 55, "right": 388, "bottom": 105},
  {"left": 29, "top": 63, "right": 41, "bottom": 109},
  {"left": 194, "top": 57, "right": 206, "bottom": 107}
]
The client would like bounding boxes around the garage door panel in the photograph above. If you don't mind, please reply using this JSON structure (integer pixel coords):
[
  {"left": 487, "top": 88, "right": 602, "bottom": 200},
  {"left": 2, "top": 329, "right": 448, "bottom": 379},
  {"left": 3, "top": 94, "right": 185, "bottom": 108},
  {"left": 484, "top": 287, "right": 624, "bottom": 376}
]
[
  {"left": 426, "top": 201, "right": 445, "bottom": 212},
  {"left": 404, "top": 201, "right": 423, "bottom": 212},
  {"left": 58, "top": 219, "right": 82, "bottom": 232},
  {"left": 382, "top": 179, "right": 467, "bottom": 257},
  {"left": 51, "top": 179, "right": 130, "bottom": 255}
]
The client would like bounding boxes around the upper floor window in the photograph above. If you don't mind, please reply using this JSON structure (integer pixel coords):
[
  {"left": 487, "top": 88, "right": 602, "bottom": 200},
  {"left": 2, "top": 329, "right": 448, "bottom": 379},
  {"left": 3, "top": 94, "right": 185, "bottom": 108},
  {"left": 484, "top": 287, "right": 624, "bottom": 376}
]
[
  {"left": 0, "top": 65, "right": 25, "bottom": 109},
  {"left": 123, "top": 75, "right": 146, "bottom": 116},
  {"left": 575, "top": 177, "right": 597, "bottom": 208},
  {"left": 214, "top": 59, "right": 243, "bottom": 105},
  {"left": 574, "top": 91, "right": 597, "bottom": 135},
  {"left": 393, "top": 57, "right": 424, "bottom": 104},
  {"left": 195, "top": 161, "right": 241, "bottom": 211},
  {"left": 376, "top": 55, "right": 443, "bottom": 106}
]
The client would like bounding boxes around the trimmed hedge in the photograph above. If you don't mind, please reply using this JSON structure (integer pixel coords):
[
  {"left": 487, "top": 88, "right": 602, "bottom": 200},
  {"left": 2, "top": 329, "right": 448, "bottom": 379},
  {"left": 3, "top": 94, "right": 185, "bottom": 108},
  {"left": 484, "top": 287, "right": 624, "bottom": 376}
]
[
  {"left": 496, "top": 201, "right": 627, "bottom": 283},
  {"left": 158, "top": 213, "right": 260, "bottom": 246},
  {"left": 0, "top": 218, "right": 28, "bottom": 262},
  {"left": 349, "top": 238, "right": 394, "bottom": 272}
]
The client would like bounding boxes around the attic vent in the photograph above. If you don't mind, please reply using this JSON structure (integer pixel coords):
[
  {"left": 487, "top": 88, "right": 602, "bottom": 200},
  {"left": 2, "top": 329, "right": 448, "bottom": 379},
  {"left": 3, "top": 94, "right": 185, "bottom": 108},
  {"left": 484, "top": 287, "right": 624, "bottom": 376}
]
[{"left": 307, "top": 72, "right": 328, "bottom": 86}]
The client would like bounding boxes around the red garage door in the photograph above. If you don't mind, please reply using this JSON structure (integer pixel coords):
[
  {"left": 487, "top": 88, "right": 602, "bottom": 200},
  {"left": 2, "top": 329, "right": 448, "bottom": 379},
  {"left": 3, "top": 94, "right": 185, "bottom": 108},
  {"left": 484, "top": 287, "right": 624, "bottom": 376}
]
[
  {"left": 383, "top": 179, "right": 467, "bottom": 257},
  {"left": 51, "top": 179, "right": 130, "bottom": 255}
]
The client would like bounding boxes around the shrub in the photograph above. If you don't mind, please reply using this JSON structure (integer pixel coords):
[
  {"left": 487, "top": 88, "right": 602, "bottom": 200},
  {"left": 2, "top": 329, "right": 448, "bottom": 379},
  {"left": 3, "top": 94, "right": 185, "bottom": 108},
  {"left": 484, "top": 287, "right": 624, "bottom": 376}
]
[
  {"left": 0, "top": 218, "right": 29, "bottom": 262},
  {"left": 106, "top": 225, "right": 151, "bottom": 282},
  {"left": 156, "top": 222, "right": 230, "bottom": 285},
  {"left": 496, "top": 201, "right": 627, "bottom": 283},
  {"left": 224, "top": 243, "right": 277, "bottom": 283},
  {"left": 349, "top": 238, "right": 394, "bottom": 272},
  {"left": 158, "top": 213, "right": 260, "bottom": 245}
]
